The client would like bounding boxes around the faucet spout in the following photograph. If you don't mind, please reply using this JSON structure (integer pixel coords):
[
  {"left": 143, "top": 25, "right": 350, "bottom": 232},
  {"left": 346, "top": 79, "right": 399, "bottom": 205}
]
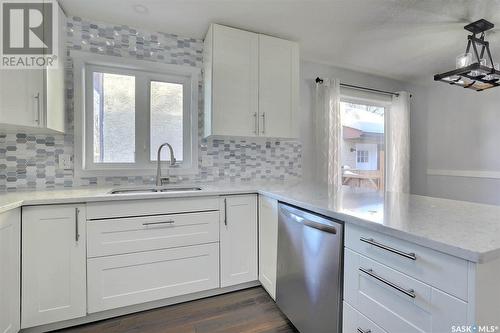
[{"left": 156, "top": 143, "right": 176, "bottom": 186}]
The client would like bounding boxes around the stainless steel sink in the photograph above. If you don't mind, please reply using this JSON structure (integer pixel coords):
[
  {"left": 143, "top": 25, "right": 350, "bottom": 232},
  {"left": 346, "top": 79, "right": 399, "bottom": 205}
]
[
  {"left": 158, "top": 187, "right": 203, "bottom": 192},
  {"left": 108, "top": 186, "right": 202, "bottom": 194}
]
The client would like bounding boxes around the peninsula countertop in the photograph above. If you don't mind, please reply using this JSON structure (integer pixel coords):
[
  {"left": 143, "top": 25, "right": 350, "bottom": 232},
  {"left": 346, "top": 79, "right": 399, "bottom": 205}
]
[{"left": 1, "top": 181, "right": 500, "bottom": 263}]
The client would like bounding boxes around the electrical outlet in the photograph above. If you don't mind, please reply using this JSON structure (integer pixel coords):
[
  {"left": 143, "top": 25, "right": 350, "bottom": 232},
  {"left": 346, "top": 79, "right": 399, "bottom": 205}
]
[
  {"left": 58, "top": 154, "right": 72, "bottom": 170},
  {"left": 202, "top": 155, "right": 214, "bottom": 167}
]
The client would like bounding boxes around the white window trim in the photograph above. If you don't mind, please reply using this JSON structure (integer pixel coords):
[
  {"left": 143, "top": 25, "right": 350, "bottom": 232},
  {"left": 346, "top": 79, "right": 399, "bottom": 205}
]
[{"left": 72, "top": 50, "right": 200, "bottom": 178}]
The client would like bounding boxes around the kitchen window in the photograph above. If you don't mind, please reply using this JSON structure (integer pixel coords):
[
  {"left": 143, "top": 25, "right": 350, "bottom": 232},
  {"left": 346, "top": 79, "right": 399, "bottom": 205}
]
[
  {"left": 72, "top": 52, "right": 200, "bottom": 176},
  {"left": 341, "top": 100, "right": 386, "bottom": 190}
]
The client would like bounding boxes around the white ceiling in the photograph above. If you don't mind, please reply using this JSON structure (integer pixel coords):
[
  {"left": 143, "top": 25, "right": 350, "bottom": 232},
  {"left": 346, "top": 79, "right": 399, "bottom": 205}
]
[{"left": 59, "top": 0, "right": 500, "bottom": 82}]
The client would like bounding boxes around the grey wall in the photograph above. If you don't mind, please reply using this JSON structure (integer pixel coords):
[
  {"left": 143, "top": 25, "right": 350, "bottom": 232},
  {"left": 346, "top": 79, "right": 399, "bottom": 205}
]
[
  {"left": 409, "top": 81, "right": 500, "bottom": 205},
  {"left": 299, "top": 60, "right": 500, "bottom": 205}
]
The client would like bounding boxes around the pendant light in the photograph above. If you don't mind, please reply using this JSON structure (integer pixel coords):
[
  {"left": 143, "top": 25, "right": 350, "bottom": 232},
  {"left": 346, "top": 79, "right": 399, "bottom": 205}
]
[{"left": 434, "top": 19, "right": 499, "bottom": 91}]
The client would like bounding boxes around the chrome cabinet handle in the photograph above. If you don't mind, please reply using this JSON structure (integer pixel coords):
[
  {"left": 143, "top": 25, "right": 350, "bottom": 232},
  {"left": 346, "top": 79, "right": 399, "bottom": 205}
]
[
  {"left": 261, "top": 112, "right": 266, "bottom": 134},
  {"left": 142, "top": 220, "right": 174, "bottom": 226},
  {"left": 34, "top": 92, "right": 41, "bottom": 126},
  {"left": 360, "top": 237, "right": 416, "bottom": 260},
  {"left": 224, "top": 198, "right": 228, "bottom": 226},
  {"left": 359, "top": 267, "right": 416, "bottom": 299},
  {"left": 75, "top": 208, "right": 80, "bottom": 242},
  {"left": 357, "top": 328, "right": 371, "bottom": 333},
  {"left": 253, "top": 112, "right": 258, "bottom": 134}
]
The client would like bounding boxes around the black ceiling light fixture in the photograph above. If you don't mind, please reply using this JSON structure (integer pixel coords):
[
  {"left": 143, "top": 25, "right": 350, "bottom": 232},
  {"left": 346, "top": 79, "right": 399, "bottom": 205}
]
[{"left": 434, "top": 19, "right": 499, "bottom": 91}]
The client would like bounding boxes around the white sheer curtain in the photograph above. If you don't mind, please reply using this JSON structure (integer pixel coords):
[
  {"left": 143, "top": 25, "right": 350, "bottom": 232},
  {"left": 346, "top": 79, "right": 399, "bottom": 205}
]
[
  {"left": 386, "top": 91, "right": 411, "bottom": 193},
  {"left": 313, "top": 78, "right": 342, "bottom": 189}
]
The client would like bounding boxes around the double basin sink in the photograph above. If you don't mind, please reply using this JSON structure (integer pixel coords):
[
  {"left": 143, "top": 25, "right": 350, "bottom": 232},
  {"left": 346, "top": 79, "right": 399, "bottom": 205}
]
[{"left": 108, "top": 186, "right": 203, "bottom": 195}]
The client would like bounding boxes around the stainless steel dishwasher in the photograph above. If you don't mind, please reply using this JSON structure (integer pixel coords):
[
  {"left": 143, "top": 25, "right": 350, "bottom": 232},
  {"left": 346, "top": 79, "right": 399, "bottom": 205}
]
[{"left": 276, "top": 203, "right": 343, "bottom": 333}]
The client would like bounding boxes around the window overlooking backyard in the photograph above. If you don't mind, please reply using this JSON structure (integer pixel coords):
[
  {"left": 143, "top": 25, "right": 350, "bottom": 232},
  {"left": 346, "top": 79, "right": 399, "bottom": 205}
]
[
  {"left": 92, "top": 72, "right": 136, "bottom": 163},
  {"left": 73, "top": 52, "right": 200, "bottom": 176},
  {"left": 150, "top": 81, "right": 184, "bottom": 162},
  {"left": 341, "top": 101, "right": 385, "bottom": 190}
]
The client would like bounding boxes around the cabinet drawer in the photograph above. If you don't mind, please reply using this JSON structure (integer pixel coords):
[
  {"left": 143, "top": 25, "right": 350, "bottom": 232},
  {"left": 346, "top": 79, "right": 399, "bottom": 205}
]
[
  {"left": 345, "top": 224, "right": 468, "bottom": 300},
  {"left": 87, "top": 211, "right": 219, "bottom": 257},
  {"left": 86, "top": 196, "right": 219, "bottom": 220},
  {"left": 344, "top": 249, "right": 468, "bottom": 333},
  {"left": 87, "top": 243, "right": 219, "bottom": 313},
  {"left": 343, "top": 302, "right": 387, "bottom": 333}
]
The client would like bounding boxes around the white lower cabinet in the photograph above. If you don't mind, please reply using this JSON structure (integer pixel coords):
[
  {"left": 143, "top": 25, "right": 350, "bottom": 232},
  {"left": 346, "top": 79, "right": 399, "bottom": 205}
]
[
  {"left": 258, "top": 195, "right": 278, "bottom": 299},
  {"left": 220, "top": 194, "right": 258, "bottom": 287},
  {"left": 87, "top": 210, "right": 220, "bottom": 257},
  {"left": 346, "top": 224, "right": 468, "bottom": 300},
  {"left": 343, "top": 222, "right": 478, "bottom": 333},
  {"left": 21, "top": 205, "right": 87, "bottom": 328},
  {"left": 343, "top": 302, "right": 387, "bottom": 333},
  {"left": 87, "top": 243, "right": 219, "bottom": 313},
  {"left": 0, "top": 209, "right": 20, "bottom": 333},
  {"left": 344, "top": 248, "right": 468, "bottom": 333}
]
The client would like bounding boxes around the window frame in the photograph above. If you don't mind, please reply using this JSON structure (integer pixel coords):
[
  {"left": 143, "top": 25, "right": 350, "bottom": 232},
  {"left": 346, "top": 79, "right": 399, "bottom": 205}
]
[
  {"left": 356, "top": 150, "right": 369, "bottom": 164},
  {"left": 72, "top": 51, "right": 200, "bottom": 178}
]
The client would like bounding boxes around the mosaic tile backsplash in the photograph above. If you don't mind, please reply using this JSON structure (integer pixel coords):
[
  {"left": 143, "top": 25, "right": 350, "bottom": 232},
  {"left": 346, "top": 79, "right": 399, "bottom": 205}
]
[{"left": 0, "top": 17, "right": 301, "bottom": 191}]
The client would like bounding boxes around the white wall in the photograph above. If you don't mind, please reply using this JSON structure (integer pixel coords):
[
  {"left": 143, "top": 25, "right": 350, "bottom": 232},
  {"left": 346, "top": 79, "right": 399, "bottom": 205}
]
[
  {"left": 410, "top": 82, "right": 500, "bottom": 205},
  {"left": 300, "top": 60, "right": 409, "bottom": 181}
]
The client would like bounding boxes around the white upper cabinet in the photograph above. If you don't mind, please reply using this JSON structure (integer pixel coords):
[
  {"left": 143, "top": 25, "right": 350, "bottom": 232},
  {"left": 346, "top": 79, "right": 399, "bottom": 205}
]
[
  {"left": 21, "top": 205, "right": 86, "bottom": 329},
  {"left": 204, "top": 24, "right": 259, "bottom": 137},
  {"left": 204, "top": 24, "right": 299, "bottom": 138},
  {"left": 258, "top": 34, "right": 299, "bottom": 138},
  {"left": 0, "top": 69, "right": 44, "bottom": 129},
  {"left": 0, "top": 2, "right": 66, "bottom": 133},
  {"left": 220, "top": 194, "right": 258, "bottom": 287}
]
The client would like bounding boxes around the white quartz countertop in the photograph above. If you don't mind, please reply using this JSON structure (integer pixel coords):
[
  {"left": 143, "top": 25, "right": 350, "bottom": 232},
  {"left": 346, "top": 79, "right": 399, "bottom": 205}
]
[{"left": 2, "top": 181, "right": 500, "bottom": 263}]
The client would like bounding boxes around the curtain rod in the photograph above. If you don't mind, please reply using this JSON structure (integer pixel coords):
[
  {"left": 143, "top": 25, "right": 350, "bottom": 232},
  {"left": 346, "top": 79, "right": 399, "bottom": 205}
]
[{"left": 315, "top": 77, "right": 401, "bottom": 97}]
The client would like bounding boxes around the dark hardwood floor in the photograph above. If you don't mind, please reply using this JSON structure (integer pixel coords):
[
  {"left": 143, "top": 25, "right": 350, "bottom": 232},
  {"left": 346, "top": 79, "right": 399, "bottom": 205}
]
[{"left": 56, "top": 287, "right": 298, "bottom": 333}]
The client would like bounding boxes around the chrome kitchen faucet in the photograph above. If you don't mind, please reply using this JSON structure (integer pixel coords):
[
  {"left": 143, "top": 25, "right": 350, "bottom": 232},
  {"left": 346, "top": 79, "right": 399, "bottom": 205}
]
[{"left": 156, "top": 143, "right": 176, "bottom": 186}]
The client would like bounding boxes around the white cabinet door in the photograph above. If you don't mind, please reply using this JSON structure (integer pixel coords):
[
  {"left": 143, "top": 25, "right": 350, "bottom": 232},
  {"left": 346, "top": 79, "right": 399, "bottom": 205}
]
[
  {"left": 258, "top": 195, "right": 278, "bottom": 299},
  {"left": 258, "top": 34, "right": 299, "bottom": 138},
  {"left": 220, "top": 194, "right": 258, "bottom": 287},
  {"left": 206, "top": 24, "right": 259, "bottom": 137},
  {"left": 0, "top": 69, "right": 44, "bottom": 128},
  {"left": 22, "top": 205, "right": 86, "bottom": 328},
  {"left": 0, "top": 208, "right": 20, "bottom": 333},
  {"left": 87, "top": 243, "right": 219, "bottom": 313},
  {"left": 343, "top": 302, "right": 387, "bottom": 333},
  {"left": 0, "top": 1, "right": 65, "bottom": 132},
  {"left": 44, "top": 2, "right": 66, "bottom": 133}
]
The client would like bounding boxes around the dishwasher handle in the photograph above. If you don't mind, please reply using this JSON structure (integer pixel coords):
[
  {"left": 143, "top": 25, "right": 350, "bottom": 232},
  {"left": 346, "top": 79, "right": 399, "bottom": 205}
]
[
  {"left": 281, "top": 207, "right": 337, "bottom": 234},
  {"left": 303, "top": 219, "right": 337, "bottom": 234}
]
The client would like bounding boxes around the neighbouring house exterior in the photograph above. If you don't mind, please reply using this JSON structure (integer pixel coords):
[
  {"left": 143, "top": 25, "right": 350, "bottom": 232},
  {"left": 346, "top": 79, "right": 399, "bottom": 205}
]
[{"left": 340, "top": 102, "right": 385, "bottom": 190}]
